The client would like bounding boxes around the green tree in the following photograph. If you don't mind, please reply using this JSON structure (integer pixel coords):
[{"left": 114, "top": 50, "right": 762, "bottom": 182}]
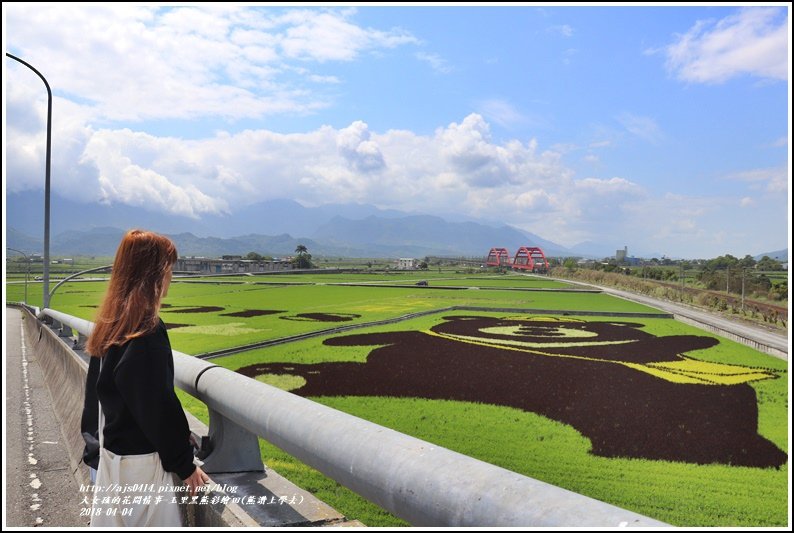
[
  {"left": 739, "top": 254, "right": 756, "bottom": 269},
  {"left": 756, "top": 256, "right": 783, "bottom": 271},
  {"left": 245, "top": 252, "right": 264, "bottom": 261},
  {"left": 292, "top": 244, "right": 314, "bottom": 269}
]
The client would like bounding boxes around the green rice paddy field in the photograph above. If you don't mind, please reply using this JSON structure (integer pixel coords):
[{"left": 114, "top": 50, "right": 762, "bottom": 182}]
[{"left": 6, "top": 271, "right": 789, "bottom": 526}]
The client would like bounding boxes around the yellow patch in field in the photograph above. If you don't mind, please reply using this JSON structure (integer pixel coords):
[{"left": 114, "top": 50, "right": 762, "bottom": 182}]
[
  {"left": 502, "top": 315, "right": 586, "bottom": 323},
  {"left": 169, "top": 323, "right": 260, "bottom": 336},
  {"left": 256, "top": 373, "right": 307, "bottom": 391},
  {"left": 626, "top": 359, "right": 778, "bottom": 385}
]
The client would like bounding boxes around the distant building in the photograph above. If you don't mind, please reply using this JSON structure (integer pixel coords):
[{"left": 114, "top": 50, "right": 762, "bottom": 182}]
[
  {"left": 616, "top": 246, "right": 628, "bottom": 262},
  {"left": 175, "top": 257, "right": 291, "bottom": 274},
  {"left": 396, "top": 258, "right": 417, "bottom": 270}
]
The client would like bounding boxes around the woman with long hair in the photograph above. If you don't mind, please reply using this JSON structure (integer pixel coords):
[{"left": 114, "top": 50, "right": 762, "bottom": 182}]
[{"left": 81, "top": 229, "right": 208, "bottom": 526}]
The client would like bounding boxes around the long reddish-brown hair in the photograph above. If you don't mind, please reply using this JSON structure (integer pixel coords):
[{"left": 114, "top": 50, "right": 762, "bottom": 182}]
[{"left": 86, "top": 229, "right": 177, "bottom": 357}]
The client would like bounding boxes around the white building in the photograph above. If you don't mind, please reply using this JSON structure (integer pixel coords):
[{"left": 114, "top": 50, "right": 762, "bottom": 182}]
[
  {"left": 175, "top": 257, "right": 291, "bottom": 274},
  {"left": 396, "top": 258, "right": 417, "bottom": 270}
]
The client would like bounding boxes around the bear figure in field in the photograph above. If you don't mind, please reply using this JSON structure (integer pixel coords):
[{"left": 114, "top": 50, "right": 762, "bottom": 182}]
[{"left": 238, "top": 315, "right": 787, "bottom": 468}]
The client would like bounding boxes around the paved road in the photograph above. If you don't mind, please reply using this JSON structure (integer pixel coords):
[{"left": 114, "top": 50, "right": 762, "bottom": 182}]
[
  {"left": 5, "top": 307, "right": 87, "bottom": 527},
  {"left": 543, "top": 276, "right": 788, "bottom": 360}
]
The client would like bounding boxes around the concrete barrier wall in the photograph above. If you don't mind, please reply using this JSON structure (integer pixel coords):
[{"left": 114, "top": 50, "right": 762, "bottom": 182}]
[
  {"left": 13, "top": 305, "right": 356, "bottom": 527},
  {"left": 19, "top": 306, "right": 90, "bottom": 486},
  {"left": 673, "top": 314, "right": 788, "bottom": 360}
]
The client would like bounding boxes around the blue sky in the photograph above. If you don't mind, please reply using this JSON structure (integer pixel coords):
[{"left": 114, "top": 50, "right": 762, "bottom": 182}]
[{"left": 3, "top": 4, "right": 790, "bottom": 258}]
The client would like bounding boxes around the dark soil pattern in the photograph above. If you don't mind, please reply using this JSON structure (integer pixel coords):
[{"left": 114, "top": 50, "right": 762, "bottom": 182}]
[
  {"left": 221, "top": 309, "right": 285, "bottom": 318},
  {"left": 163, "top": 323, "right": 192, "bottom": 330},
  {"left": 169, "top": 306, "right": 225, "bottom": 313},
  {"left": 238, "top": 315, "right": 786, "bottom": 468},
  {"left": 280, "top": 313, "right": 361, "bottom": 322}
]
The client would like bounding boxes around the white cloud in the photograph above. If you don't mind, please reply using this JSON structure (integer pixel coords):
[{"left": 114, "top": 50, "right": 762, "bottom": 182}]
[
  {"left": 621, "top": 194, "right": 718, "bottom": 249},
  {"left": 589, "top": 140, "right": 613, "bottom": 149},
  {"left": 415, "top": 52, "right": 453, "bottom": 74},
  {"left": 308, "top": 74, "right": 341, "bottom": 84},
  {"left": 337, "top": 121, "right": 386, "bottom": 173},
  {"left": 83, "top": 129, "right": 229, "bottom": 218},
  {"left": 547, "top": 24, "right": 574, "bottom": 38},
  {"left": 437, "top": 114, "right": 565, "bottom": 189},
  {"left": 724, "top": 166, "right": 788, "bottom": 193},
  {"left": 278, "top": 10, "right": 417, "bottom": 62},
  {"left": 4, "top": 5, "right": 417, "bottom": 122},
  {"left": 576, "top": 177, "right": 642, "bottom": 194},
  {"left": 5, "top": 74, "right": 99, "bottom": 197},
  {"left": 739, "top": 196, "right": 755, "bottom": 208},
  {"left": 7, "top": 111, "right": 582, "bottom": 228},
  {"left": 562, "top": 48, "right": 578, "bottom": 65},
  {"left": 617, "top": 113, "right": 663, "bottom": 144},
  {"left": 772, "top": 136, "right": 787, "bottom": 147},
  {"left": 664, "top": 7, "right": 789, "bottom": 83},
  {"left": 477, "top": 99, "right": 526, "bottom": 128},
  {"left": 6, "top": 101, "right": 784, "bottom": 257}
]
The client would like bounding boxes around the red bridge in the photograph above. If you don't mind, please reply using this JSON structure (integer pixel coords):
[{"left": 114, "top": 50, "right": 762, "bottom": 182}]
[
  {"left": 486, "top": 248, "right": 511, "bottom": 267},
  {"left": 512, "top": 246, "right": 549, "bottom": 273},
  {"left": 485, "top": 247, "right": 549, "bottom": 273}
]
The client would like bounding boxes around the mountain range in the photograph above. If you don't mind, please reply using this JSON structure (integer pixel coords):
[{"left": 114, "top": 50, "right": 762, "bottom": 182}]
[
  {"left": 6, "top": 191, "right": 783, "bottom": 260},
  {"left": 6, "top": 191, "right": 577, "bottom": 258}
]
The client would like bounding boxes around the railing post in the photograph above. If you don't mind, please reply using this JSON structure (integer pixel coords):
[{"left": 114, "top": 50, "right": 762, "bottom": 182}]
[
  {"left": 77, "top": 333, "right": 88, "bottom": 348},
  {"left": 199, "top": 408, "right": 265, "bottom": 474}
]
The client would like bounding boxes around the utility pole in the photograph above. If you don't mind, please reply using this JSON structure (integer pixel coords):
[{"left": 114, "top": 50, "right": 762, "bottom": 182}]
[
  {"left": 726, "top": 265, "right": 730, "bottom": 294},
  {"left": 741, "top": 269, "right": 745, "bottom": 313},
  {"left": 680, "top": 263, "right": 684, "bottom": 301}
]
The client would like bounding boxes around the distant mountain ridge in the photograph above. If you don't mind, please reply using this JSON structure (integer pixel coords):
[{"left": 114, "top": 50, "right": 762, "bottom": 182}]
[
  {"left": 7, "top": 190, "right": 573, "bottom": 258},
  {"left": 312, "top": 214, "right": 570, "bottom": 257},
  {"left": 754, "top": 249, "right": 788, "bottom": 262},
  {"left": 8, "top": 191, "right": 783, "bottom": 260},
  {"left": 6, "top": 224, "right": 565, "bottom": 259}
]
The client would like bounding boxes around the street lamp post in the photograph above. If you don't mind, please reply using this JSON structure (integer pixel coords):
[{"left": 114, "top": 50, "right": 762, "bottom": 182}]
[
  {"left": 6, "top": 53, "right": 52, "bottom": 309},
  {"left": 7, "top": 248, "right": 30, "bottom": 304},
  {"left": 48, "top": 265, "right": 112, "bottom": 306}
]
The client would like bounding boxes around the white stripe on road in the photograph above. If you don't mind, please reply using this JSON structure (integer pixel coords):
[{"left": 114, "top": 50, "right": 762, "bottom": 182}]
[{"left": 20, "top": 320, "right": 44, "bottom": 524}]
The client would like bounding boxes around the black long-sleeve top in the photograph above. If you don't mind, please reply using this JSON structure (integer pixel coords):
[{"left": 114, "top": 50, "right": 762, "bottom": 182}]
[{"left": 81, "top": 319, "right": 196, "bottom": 480}]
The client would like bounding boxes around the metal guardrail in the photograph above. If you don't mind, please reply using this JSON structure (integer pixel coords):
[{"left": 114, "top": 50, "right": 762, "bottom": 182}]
[{"left": 40, "top": 308, "right": 667, "bottom": 527}]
